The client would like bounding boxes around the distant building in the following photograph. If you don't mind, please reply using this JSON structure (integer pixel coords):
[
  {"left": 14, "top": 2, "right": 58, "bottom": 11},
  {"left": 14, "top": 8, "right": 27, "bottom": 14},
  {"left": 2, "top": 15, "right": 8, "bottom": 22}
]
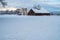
[
  {"left": 15, "top": 9, "right": 21, "bottom": 15},
  {"left": 0, "top": 7, "right": 22, "bottom": 15}
]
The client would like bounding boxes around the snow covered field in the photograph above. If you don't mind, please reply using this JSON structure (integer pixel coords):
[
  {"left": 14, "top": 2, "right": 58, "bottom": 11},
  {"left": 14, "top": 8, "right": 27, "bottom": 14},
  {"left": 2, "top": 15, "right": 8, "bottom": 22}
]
[{"left": 0, "top": 15, "right": 60, "bottom": 40}]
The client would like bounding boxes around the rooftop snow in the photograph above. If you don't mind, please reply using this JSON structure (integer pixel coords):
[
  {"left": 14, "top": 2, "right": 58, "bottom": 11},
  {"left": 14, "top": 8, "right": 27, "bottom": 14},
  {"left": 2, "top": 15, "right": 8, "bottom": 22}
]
[{"left": 27, "top": 7, "right": 50, "bottom": 13}]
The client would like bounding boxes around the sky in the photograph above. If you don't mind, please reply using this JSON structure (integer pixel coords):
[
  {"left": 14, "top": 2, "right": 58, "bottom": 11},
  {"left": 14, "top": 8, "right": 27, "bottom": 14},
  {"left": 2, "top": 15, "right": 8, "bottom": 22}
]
[
  {"left": 4, "top": 0, "right": 60, "bottom": 12},
  {"left": 6, "top": 0, "right": 60, "bottom": 7}
]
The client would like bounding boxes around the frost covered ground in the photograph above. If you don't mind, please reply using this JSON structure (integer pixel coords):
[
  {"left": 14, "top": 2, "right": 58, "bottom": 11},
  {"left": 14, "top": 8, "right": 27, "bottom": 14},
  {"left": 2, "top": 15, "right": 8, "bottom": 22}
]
[{"left": 0, "top": 15, "right": 60, "bottom": 40}]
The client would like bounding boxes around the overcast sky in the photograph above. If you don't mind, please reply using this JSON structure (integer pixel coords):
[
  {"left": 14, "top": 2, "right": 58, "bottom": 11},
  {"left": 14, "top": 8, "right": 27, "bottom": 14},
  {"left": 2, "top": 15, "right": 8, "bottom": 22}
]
[
  {"left": 5, "top": 0, "right": 60, "bottom": 12},
  {"left": 5, "top": 0, "right": 60, "bottom": 7}
]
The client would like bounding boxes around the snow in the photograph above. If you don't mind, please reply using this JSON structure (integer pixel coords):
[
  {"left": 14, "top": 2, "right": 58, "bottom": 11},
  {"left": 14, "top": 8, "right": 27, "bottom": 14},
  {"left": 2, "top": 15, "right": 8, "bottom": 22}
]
[
  {"left": 32, "top": 8, "right": 50, "bottom": 13},
  {"left": 0, "top": 15, "right": 60, "bottom": 40},
  {"left": 27, "top": 7, "right": 50, "bottom": 13}
]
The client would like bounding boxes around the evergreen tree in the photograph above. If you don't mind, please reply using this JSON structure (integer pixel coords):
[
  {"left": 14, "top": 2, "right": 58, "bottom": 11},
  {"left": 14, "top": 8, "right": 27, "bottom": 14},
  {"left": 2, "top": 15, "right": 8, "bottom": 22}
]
[{"left": 0, "top": 0, "right": 7, "bottom": 7}]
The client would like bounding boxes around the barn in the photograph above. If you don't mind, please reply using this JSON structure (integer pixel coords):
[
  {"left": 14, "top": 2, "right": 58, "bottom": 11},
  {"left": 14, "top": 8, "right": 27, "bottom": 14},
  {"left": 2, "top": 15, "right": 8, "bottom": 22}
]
[{"left": 28, "top": 7, "right": 50, "bottom": 16}]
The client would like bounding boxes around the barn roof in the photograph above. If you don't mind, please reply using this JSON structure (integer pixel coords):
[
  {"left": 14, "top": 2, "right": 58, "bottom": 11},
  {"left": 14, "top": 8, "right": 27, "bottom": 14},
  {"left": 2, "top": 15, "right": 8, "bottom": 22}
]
[{"left": 27, "top": 7, "right": 50, "bottom": 13}]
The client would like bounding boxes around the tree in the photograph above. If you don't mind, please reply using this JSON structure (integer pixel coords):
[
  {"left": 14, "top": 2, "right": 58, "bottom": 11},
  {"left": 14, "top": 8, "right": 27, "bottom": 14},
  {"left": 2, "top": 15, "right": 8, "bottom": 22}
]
[
  {"left": 33, "top": 4, "right": 41, "bottom": 10},
  {"left": 0, "top": 0, "right": 7, "bottom": 8}
]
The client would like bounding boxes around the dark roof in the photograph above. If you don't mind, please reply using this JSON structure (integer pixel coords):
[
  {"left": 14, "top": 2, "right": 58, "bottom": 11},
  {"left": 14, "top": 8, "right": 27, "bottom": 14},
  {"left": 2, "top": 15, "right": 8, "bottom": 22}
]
[
  {"left": 28, "top": 9, "right": 35, "bottom": 15},
  {"left": 29, "top": 9, "right": 35, "bottom": 13}
]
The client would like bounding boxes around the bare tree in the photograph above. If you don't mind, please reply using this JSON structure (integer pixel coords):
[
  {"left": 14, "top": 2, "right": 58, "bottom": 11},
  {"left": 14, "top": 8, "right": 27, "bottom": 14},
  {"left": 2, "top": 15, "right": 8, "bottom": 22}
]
[
  {"left": 0, "top": 0, "right": 7, "bottom": 8},
  {"left": 33, "top": 4, "right": 41, "bottom": 10}
]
